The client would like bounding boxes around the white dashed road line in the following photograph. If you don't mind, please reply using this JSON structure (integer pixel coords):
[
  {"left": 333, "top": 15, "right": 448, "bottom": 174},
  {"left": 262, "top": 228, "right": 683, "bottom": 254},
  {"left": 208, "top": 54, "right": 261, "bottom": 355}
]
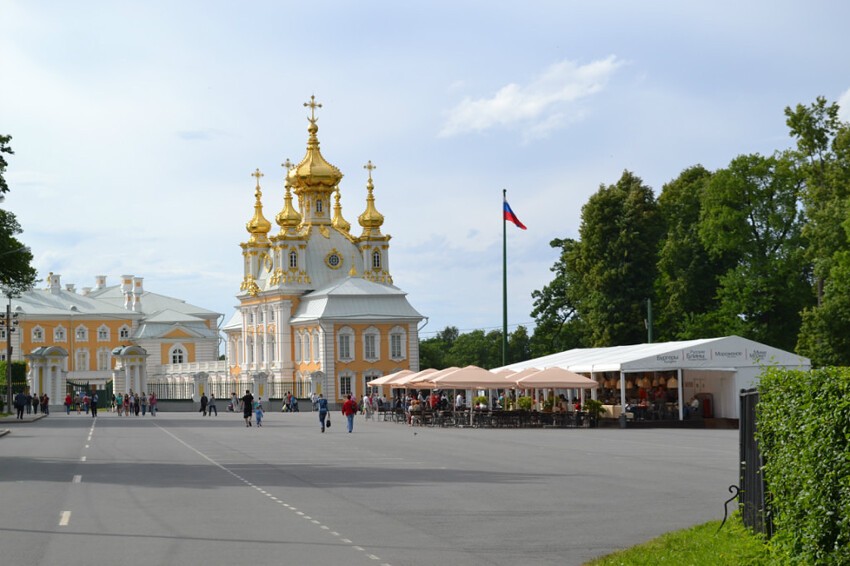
[
  {"left": 154, "top": 423, "right": 391, "bottom": 565},
  {"left": 72, "top": 475, "right": 82, "bottom": 483},
  {"left": 59, "top": 511, "right": 71, "bottom": 526}
]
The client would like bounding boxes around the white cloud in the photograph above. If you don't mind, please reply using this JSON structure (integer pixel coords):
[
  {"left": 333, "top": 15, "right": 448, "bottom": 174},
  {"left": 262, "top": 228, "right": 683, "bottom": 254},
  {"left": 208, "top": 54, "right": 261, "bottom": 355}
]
[
  {"left": 838, "top": 87, "right": 850, "bottom": 123},
  {"left": 440, "top": 56, "right": 623, "bottom": 138}
]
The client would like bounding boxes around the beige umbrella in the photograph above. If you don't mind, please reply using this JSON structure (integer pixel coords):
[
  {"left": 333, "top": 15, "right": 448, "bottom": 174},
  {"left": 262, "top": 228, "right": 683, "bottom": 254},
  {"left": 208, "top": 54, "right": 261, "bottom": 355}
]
[
  {"left": 368, "top": 369, "right": 414, "bottom": 387},
  {"left": 431, "top": 365, "right": 514, "bottom": 388},
  {"left": 515, "top": 367, "right": 599, "bottom": 389},
  {"left": 394, "top": 368, "right": 441, "bottom": 387}
]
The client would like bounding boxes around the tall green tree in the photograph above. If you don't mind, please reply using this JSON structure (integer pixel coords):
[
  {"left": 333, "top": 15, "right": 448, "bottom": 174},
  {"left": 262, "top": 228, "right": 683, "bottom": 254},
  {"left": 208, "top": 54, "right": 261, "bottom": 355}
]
[
  {"left": 655, "top": 165, "right": 737, "bottom": 340},
  {"left": 529, "top": 238, "right": 588, "bottom": 356},
  {"left": 0, "top": 135, "right": 37, "bottom": 294},
  {"left": 698, "top": 152, "right": 812, "bottom": 350},
  {"left": 418, "top": 326, "right": 459, "bottom": 369},
  {"left": 573, "top": 170, "right": 662, "bottom": 346},
  {"left": 785, "top": 97, "right": 850, "bottom": 364}
]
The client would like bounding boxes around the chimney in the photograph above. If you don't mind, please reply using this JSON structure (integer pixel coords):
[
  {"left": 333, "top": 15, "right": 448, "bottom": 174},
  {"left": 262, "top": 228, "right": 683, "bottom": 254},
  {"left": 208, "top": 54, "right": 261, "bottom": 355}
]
[
  {"left": 122, "top": 275, "right": 133, "bottom": 310},
  {"left": 95, "top": 275, "right": 107, "bottom": 290},
  {"left": 65, "top": 283, "right": 76, "bottom": 293},
  {"left": 132, "top": 276, "right": 143, "bottom": 313},
  {"left": 48, "top": 273, "right": 61, "bottom": 294},
  {"left": 81, "top": 287, "right": 92, "bottom": 296}
]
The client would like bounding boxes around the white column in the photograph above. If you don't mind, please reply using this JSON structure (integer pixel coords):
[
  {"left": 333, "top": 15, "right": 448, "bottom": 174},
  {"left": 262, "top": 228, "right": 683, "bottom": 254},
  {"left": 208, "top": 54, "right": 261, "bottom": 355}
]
[{"left": 619, "top": 371, "right": 627, "bottom": 408}]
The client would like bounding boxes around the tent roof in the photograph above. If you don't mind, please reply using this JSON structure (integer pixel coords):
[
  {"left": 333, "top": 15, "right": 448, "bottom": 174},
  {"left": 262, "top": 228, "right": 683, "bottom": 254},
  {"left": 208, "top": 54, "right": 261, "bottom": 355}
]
[{"left": 497, "top": 336, "right": 810, "bottom": 374}]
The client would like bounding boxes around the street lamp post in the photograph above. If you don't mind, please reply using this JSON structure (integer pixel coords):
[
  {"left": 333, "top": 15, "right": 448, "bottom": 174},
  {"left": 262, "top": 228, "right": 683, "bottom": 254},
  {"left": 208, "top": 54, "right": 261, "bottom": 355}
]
[{"left": 1, "top": 245, "right": 30, "bottom": 412}]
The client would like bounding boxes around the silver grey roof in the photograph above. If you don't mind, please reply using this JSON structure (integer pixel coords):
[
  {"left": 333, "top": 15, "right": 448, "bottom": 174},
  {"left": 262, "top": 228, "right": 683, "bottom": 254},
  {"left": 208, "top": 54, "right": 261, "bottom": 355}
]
[{"left": 290, "top": 277, "right": 423, "bottom": 324}]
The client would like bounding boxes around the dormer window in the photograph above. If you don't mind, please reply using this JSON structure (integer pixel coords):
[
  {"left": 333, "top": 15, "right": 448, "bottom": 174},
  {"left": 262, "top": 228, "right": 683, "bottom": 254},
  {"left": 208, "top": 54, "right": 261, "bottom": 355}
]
[{"left": 289, "top": 250, "right": 298, "bottom": 268}]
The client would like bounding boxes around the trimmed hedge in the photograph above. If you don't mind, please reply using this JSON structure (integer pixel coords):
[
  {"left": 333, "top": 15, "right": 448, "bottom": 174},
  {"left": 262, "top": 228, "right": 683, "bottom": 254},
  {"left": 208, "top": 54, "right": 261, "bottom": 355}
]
[{"left": 756, "top": 367, "right": 850, "bottom": 564}]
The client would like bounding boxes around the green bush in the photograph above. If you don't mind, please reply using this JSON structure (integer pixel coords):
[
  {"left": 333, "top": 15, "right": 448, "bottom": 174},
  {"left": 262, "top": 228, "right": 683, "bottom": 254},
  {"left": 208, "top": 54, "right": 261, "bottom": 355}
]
[
  {"left": 517, "top": 396, "right": 533, "bottom": 410},
  {"left": 756, "top": 366, "right": 850, "bottom": 565}
]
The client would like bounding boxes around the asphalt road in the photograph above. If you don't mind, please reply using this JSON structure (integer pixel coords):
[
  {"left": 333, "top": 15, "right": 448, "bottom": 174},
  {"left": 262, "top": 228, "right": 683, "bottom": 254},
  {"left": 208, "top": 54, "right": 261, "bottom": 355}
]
[{"left": 0, "top": 410, "right": 739, "bottom": 566}]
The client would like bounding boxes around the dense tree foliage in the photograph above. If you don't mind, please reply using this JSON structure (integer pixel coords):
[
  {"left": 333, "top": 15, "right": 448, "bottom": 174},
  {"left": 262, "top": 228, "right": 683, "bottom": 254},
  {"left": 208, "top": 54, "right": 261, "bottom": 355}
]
[
  {"left": 429, "top": 97, "right": 848, "bottom": 367},
  {"left": 0, "top": 135, "right": 38, "bottom": 295},
  {"left": 419, "top": 325, "right": 533, "bottom": 370}
]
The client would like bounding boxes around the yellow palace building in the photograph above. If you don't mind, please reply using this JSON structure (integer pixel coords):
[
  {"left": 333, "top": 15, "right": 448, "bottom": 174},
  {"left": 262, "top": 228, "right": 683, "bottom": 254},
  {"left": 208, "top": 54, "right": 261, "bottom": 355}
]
[
  {"left": 3, "top": 273, "right": 222, "bottom": 401},
  {"left": 222, "top": 97, "right": 424, "bottom": 404}
]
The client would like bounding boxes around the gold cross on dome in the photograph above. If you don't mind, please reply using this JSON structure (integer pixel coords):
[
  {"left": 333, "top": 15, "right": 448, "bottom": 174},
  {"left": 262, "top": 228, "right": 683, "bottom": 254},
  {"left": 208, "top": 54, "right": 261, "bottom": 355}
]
[
  {"left": 251, "top": 168, "right": 264, "bottom": 187},
  {"left": 363, "top": 160, "right": 376, "bottom": 180},
  {"left": 281, "top": 158, "right": 294, "bottom": 171},
  {"left": 304, "top": 95, "right": 322, "bottom": 123}
]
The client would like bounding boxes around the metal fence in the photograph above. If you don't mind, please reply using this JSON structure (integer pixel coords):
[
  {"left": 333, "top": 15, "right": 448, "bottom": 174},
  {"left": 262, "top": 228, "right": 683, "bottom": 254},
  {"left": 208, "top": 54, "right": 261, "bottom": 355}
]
[
  {"left": 144, "top": 379, "right": 291, "bottom": 401},
  {"left": 739, "top": 388, "right": 773, "bottom": 538}
]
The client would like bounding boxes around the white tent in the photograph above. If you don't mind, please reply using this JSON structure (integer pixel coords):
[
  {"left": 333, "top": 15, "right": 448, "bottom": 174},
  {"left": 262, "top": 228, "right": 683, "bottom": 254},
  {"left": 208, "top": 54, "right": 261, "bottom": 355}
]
[{"left": 496, "top": 336, "right": 810, "bottom": 420}]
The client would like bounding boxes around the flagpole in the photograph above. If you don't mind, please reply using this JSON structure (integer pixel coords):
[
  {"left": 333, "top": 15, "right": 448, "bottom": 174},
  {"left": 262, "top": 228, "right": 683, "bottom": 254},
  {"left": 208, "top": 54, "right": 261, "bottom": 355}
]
[{"left": 502, "top": 189, "right": 508, "bottom": 366}]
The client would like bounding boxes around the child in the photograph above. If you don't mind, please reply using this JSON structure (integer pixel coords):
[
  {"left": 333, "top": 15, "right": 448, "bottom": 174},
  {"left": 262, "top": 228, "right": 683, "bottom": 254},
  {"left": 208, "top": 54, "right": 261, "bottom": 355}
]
[{"left": 254, "top": 398, "right": 264, "bottom": 427}]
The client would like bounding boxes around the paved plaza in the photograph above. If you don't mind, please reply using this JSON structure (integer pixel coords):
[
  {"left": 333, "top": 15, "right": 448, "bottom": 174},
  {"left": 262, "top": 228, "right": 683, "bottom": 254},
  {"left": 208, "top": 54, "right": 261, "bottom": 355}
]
[{"left": 0, "top": 410, "right": 738, "bottom": 565}]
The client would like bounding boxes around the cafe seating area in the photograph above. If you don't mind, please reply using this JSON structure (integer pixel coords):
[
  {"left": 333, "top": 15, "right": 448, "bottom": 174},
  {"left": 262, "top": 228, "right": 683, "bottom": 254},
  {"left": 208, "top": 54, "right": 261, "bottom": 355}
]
[{"left": 376, "top": 407, "right": 596, "bottom": 428}]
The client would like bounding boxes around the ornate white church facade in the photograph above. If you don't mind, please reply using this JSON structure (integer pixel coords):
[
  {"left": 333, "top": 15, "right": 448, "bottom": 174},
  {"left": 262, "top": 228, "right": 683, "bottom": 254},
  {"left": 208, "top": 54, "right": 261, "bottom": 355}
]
[{"left": 221, "top": 97, "right": 424, "bottom": 403}]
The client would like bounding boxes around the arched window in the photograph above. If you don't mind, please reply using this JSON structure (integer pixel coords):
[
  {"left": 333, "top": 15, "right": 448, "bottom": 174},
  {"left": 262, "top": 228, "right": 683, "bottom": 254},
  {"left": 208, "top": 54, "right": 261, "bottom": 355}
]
[
  {"left": 54, "top": 326, "right": 67, "bottom": 342},
  {"left": 171, "top": 345, "right": 185, "bottom": 364},
  {"left": 313, "top": 332, "right": 320, "bottom": 363},
  {"left": 363, "top": 326, "right": 380, "bottom": 361},
  {"left": 289, "top": 250, "right": 298, "bottom": 268},
  {"left": 119, "top": 325, "right": 130, "bottom": 339},
  {"left": 97, "top": 325, "right": 110, "bottom": 341},
  {"left": 97, "top": 348, "right": 111, "bottom": 371},
  {"left": 75, "top": 325, "right": 88, "bottom": 342},
  {"left": 372, "top": 249, "right": 381, "bottom": 269},
  {"left": 294, "top": 333, "right": 302, "bottom": 363},
  {"left": 246, "top": 337, "right": 254, "bottom": 364},
  {"left": 269, "top": 335, "right": 276, "bottom": 362},
  {"left": 337, "top": 327, "right": 354, "bottom": 361},
  {"left": 389, "top": 326, "right": 406, "bottom": 360},
  {"left": 32, "top": 326, "right": 45, "bottom": 342},
  {"left": 76, "top": 348, "right": 89, "bottom": 371},
  {"left": 316, "top": 199, "right": 323, "bottom": 213}
]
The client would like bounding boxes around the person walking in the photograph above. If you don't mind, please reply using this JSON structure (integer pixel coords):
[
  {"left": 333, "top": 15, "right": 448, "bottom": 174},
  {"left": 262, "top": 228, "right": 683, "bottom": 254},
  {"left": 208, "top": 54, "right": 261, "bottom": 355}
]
[
  {"left": 90, "top": 390, "right": 98, "bottom": 418},
  {"left": 64, "top": 393, "right": 72, "bottom": 415},
  {"left": 207, "top": 394, "right": 217, "bottom": 416},
  {"left": 31, "top": 393, "right": 39, "bottom": 414},
  {"left": 255, "top": 398, "right": 264, "bottom": 427},
  {"left": 14, "top": 390, "right": 26, "bottom": 419},
  {"left": 149, "top": 392, "right": 157, "bottom": 416},
  {"left": 230, "top": 392, "right": 239, "bottom": 413},
  {"left": 316, "top": 393, "right": 329, "bottom": 432},
  {"left": 140, "top": 393, "right": 147, "bottom": 416},
  {"left": 241, "top": 389, "right": 254, "bottom": 427},
  {"left": 342, "top": 394, "right": 357, "bottom": 433},
  {"left": 200, "top": 393, "right": 208, "bottom": 416},
  {"left": 133, "top": 393, "right": 141, "bottom": 416},
  {"left": 41, "top": 393, "right": 49, "bottom": 415}
]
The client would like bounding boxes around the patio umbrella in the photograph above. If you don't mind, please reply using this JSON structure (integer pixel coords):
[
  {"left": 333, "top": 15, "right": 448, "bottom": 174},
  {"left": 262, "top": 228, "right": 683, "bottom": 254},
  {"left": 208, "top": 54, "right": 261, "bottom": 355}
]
[
  {"left": 515, "top": 367, "right": 599, "bottom": 389},
  {"left": 368, "top": 369, "right": 414, "bottom": 387},
  {"left": 394, "top": 368, "right": 442, "bottom": 388},
  {"left": 431, "top": 365, "right": 514, "bottom": 389}
]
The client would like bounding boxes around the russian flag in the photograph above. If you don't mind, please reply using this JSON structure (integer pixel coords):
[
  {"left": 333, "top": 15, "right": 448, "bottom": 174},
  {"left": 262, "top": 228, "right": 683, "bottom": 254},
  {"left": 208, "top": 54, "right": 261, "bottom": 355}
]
[{"left": 503, "top": 200, "right": 527, "bottom": 230}]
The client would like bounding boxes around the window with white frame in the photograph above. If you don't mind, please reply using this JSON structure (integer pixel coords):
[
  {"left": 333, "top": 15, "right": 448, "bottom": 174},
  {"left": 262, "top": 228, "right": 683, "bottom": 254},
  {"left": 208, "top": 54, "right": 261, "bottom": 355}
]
[
  {"left": 302, "top": 332, "right": 310, "bottom": 362},
  {"left": 372, "top": 249, "right": 381, "bottom": 269},
  {"left": 0, "top": 328, "right": 6, "bottom": 341},
  {"left": 313, "top": 332, "right": 320, "bottom": 363},
  {"left": 289, "top": 250, "right": 298, "bottom": 268},
  {"left": 363, "top": 327, "right": 380, "bottom": 361},
  {"left": 32, "top": 326, "right": 45, "bottom": 342},
  {"left": 316, "top": 199, "right": 323, "bottom": 213},
  {"left": 97, "top": 325, "right": 110, "bottom": 341},
  {"left": 97, "top": 348, "right": 110, "bottom": 371},
  {"left": 337, "top": 327, "right": 354, "bottom": 361},
  {"left": 390, "top": 326, "right": 406, "bottom": 360},
  {"left": 119, "top": 325, "right": 130, "bottom": 339},
  {"left": 294, "top": 333, "right": 302, "bottom": 363},
  {"left": 76, "top": 348, "right": 89, "bottom": 371},
  {"left": 269, "top": 309, "right": 275, "bottom": 322},
  {"left": 54, "top": 326, "right": 67, "bottom": 342},
  {"left": 248, "top": 312, "right": 253, "bottom": 325},
  {"left": 339, "top": 373, "right": 353, "bottom": 397},
  {"left": 259, "top": 335, "right": 265, "bottom": 363},
  {"left": 269, "top": 335, "right": 276, "bottom": 362},
  {"left": 364, "top": 371, "right": 382, "bottom": 391},
  {"left": 170, "top": 345, "right": 185, "bottom": 364},
  {"left": 75, "top": 325, "right": 88, "bottom": 341}
]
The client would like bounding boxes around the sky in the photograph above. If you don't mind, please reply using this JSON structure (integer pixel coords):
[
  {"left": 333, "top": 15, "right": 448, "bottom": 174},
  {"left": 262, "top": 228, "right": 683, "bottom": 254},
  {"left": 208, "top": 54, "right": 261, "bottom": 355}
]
[{"left": 2, "top": 1, "right": 850, "bottom": 341}]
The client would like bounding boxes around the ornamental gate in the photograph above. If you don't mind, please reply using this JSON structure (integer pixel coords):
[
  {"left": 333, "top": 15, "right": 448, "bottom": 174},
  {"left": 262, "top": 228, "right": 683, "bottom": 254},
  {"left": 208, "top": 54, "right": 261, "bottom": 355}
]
[{"left": 66, "top": 379, "right": 113, "bottom": 411}]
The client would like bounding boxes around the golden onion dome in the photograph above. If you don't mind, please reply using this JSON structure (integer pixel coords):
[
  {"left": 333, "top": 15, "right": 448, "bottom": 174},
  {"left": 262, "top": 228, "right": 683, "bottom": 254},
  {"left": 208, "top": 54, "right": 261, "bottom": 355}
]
[
  {"left": 246, "top": 168, "right": 272, "bottom": 241},
  {"left": 276, "top": 159, "right": 302, "bottom": 229},
  {"left": 358, "top": 160, "right": 384, "bottom": 232},
  {"left": 331, "top": 187, "right": 351, "bottom": 233},
  {"left": 289, "top": 96, "right": 343, "bottom": 190}
]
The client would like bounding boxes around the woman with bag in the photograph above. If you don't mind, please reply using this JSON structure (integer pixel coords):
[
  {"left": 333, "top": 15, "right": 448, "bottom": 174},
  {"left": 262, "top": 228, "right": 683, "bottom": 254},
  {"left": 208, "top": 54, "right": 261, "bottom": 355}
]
[{"left": 316, "top": 394, "right": 329, "bottom": 433}]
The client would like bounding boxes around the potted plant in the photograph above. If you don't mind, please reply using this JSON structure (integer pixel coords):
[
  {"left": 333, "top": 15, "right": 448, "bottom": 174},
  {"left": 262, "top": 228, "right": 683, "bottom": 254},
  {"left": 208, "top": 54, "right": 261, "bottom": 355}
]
[
  {"left": 473, "top": 395, "right": 489, "bottom": 409},
  {"left": 517, "top": 396, "right": 533, "bottom": 411},
  {"left": 583, "top": 399, "right": 606, "bottom": 427}
]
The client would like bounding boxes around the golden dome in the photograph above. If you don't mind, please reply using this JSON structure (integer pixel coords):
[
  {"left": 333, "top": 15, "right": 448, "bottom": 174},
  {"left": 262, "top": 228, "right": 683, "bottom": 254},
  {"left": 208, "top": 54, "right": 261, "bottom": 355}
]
[
  {"left": 246, "top": 168, "right": 272, "bottom": 242},
  {"left": 331, "top": 187, "right": 351, "bottom": 233},
  {"left": 276, "top": 159, "right": 302, "bottom": 229},
  {"left": 358, "top": 160, "right": 384, "bottom": 233},
  {"left": 289, "top": 96, "right": 343, "bottom": 190}
]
